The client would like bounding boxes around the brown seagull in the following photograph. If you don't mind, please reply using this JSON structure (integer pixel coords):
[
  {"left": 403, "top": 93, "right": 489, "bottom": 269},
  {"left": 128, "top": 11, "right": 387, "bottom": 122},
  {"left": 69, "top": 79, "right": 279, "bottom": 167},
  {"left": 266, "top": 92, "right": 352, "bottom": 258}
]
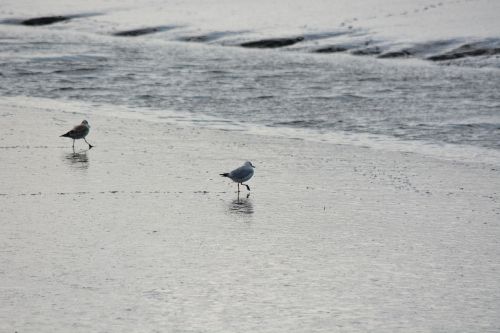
[{"left": 60, "top": 120, "right": 94, "bottom": 150}]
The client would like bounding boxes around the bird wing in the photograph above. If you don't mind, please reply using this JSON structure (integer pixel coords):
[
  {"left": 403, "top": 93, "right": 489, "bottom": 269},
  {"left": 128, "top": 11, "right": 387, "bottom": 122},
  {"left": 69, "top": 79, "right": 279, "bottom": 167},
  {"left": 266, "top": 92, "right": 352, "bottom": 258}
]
[
  {"left": 71, "top": 123, "right": 89, "bottom": 136},
  {"left": 61, "top": 123, "right": 89, "bottom": 138},
  {"left": 229, "top": 166, "right": 252, "bottom": 180}
]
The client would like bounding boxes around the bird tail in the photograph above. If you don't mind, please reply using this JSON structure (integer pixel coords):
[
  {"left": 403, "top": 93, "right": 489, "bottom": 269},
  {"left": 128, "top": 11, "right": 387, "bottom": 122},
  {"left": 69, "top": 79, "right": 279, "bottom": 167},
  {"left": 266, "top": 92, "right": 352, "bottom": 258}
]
[
  {"left": 220, "top": 173, "right": 229, "bottom": 177},
  {"left": 60, "top": 132, "right": 71, "bottom": 138}
]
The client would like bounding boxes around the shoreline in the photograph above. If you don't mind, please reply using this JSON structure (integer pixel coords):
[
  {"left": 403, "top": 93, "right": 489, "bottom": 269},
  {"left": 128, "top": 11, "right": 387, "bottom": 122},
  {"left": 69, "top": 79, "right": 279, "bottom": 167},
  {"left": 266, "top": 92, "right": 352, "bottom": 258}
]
[
  {"left": 2, "top": 96, "right": 500, "bottom": 167},
  {"left": 1, "top": 97, "right": 500, "bottom": 332}
]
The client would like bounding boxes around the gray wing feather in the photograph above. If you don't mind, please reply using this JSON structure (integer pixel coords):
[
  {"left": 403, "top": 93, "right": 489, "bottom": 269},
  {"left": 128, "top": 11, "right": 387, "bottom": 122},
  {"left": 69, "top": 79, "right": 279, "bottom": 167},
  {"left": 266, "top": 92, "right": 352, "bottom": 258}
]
[
  {"left": 71, "top": 124, "right": 89, "bottom": 138},
  {"left": 229, "top": 166, "right": 253, "bottom": 181}
]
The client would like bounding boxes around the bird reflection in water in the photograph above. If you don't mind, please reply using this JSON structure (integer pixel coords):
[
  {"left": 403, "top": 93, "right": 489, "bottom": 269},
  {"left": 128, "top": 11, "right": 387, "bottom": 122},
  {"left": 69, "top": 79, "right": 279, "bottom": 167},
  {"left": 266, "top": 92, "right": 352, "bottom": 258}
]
[
  {"left": 63, "top": 151, "right": 89, "bottom": 170},
  {"left": 228, "top": 193, "right": 254, "bottom": 215}
]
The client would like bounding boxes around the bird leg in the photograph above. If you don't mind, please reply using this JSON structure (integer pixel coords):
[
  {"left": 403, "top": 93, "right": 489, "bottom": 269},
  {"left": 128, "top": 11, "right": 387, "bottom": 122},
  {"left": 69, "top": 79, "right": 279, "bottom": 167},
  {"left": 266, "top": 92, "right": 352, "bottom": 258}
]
[
  {"left": 84, "top": 138, "right": 94, "bottom": 149},
  {"left": 72, "top": 139, "right": 75, "bottom": 152},
  {"left": 237, "top": 183, "right": 240, "bottom": 193},
  {"left": 242, "top": 183, "right": 250, "bottom": 191}
]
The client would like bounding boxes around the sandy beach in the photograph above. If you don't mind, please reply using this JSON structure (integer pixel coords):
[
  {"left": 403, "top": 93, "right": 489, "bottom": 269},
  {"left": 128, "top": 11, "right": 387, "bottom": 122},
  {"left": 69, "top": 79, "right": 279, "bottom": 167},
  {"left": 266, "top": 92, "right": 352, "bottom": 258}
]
[{"left": 1, "top": 97, "right": 499, "bottom": 332}]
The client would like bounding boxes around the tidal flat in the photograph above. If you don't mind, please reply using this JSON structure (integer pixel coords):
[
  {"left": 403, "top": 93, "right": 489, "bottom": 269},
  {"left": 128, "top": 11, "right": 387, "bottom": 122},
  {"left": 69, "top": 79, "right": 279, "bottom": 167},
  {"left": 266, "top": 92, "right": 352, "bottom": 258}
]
[{"left": 1, "top": 99, "right": 499, "bottom": 332}]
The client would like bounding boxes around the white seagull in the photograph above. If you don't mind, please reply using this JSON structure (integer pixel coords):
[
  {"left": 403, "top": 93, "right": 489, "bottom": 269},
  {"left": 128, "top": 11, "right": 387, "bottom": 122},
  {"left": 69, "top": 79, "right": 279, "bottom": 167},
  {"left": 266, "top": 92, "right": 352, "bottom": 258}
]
[
  {"left": 220, "top": 161, "right": 255, "bottom": 192},
  {"left": 60, "top": 120, "right": 94, "bottom": 150}
]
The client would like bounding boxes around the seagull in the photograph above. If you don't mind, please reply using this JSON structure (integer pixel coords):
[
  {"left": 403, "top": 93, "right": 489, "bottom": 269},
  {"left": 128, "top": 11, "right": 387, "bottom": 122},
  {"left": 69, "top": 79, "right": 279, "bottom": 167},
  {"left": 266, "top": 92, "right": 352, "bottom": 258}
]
[
  {"left": 60, "top": 120, "right": 94, "bottom": 150},
  {"left": 220, "top": 161, "right": 255, "bottom": 192}
]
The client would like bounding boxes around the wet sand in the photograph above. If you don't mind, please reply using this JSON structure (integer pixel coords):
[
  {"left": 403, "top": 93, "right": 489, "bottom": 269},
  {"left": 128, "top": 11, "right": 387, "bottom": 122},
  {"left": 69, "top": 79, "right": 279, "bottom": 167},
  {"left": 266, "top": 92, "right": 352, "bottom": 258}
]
[{"left": 1, "top": 98, "right": 499, "bottom": 332}]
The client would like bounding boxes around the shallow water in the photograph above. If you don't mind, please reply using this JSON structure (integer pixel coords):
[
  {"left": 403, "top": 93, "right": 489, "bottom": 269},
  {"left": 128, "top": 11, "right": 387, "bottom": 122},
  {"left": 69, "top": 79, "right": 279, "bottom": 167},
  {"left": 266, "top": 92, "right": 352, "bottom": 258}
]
[
  {"left": 0, "top": 1, "right": 500, "bottom": 157},
  {"left": 2, "top": 2, "right": 500, "bottom": 331},
  {"left": 1, "top": 104, "right": 499, "bottom": 332}
]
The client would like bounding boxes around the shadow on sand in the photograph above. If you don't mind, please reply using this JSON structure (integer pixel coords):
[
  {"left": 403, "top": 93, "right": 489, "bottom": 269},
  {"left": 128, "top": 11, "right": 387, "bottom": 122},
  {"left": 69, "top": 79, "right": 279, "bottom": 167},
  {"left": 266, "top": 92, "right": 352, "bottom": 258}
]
[
  {"left": 63, "top": 151, "right": 89, "bottom": 170},
  {"left": 228, "top": 194, "right": 254, "bottom": 216}
]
